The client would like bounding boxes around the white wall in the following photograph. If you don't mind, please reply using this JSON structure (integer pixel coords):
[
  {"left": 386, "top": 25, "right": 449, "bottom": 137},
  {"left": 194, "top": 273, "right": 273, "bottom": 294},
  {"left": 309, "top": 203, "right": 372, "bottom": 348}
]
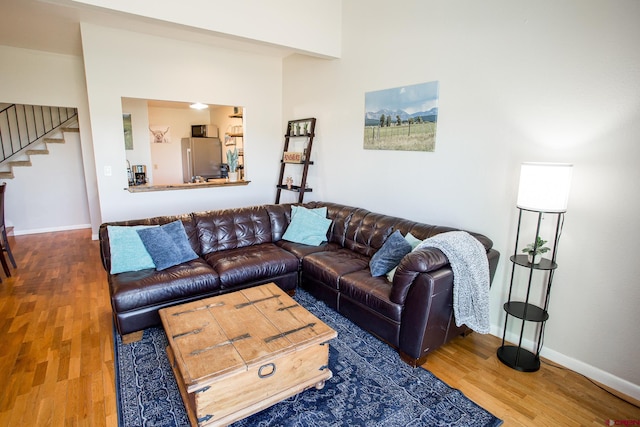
[
  {"left": 0, "top": 46, "right": 99, "bottom": 235},
  {"left": 0, "top": 130, "right": 91, "bottom": 234},
  {"left": 71, "top": 0, "right": 342, "bottom": 58},
  {"left": 80, "top": 23, "right": 284, "bottom": 222},
  {"left": 121, "top": 97, "right": 152, "bottom": 180},
  {"left": 283, "top": 0, "right": 640, "bottom": 398}
]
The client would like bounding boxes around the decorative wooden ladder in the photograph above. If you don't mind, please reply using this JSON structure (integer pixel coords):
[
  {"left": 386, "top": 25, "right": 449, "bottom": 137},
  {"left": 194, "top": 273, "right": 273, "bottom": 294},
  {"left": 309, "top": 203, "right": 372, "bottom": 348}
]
[{"left": 275, "top": 118, "right": 316, "bottom": 204}]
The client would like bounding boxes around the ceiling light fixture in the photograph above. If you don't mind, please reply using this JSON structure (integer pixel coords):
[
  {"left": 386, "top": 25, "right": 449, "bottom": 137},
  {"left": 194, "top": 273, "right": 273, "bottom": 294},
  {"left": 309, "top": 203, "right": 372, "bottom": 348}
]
[{"left": 189, "top": 102, "right": 208, "bottom": 110}]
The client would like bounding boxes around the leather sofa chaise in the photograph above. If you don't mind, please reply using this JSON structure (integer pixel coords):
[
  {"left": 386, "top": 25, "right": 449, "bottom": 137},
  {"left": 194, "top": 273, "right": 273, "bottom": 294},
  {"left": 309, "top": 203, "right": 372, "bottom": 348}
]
[{"left": 99, "top": 201, "right": 499, "bottom": 366}]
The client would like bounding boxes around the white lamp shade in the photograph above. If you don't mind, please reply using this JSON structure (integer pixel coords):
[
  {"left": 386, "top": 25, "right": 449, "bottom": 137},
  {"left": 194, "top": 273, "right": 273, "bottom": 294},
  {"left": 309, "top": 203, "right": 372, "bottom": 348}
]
[{"left": 516, "top": 162, "right": 573, "bottom": 212}]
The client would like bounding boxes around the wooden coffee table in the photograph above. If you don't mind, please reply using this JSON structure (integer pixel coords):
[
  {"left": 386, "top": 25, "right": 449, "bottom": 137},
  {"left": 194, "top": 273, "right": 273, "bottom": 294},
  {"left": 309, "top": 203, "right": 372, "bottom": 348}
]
[{"left": 159, "top": 283, "right": 337, "bottom": 426}]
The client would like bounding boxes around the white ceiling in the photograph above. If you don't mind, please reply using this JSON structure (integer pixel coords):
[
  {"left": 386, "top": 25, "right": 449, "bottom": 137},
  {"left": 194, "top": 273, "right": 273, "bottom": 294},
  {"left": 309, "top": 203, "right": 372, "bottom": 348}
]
[{"left": 0, "top": 0, "right": 296, "bottom": 57}]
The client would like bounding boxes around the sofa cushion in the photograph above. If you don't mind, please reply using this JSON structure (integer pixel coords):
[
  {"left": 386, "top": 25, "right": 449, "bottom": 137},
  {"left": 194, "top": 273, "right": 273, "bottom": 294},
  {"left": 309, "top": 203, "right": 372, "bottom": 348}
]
[
  {"left": 369, "top": 230, "right": 412, "bottom": 277},
  {"left": 109, "top": 258, "right": 220, "bottom": 312},
  {"left": 204, "top": 243, "right": 299, "bottom": 289},
  {"left": 302, "top": 248, "right": 370, "bottom": 290},
  {"left": 264, "top": 203, "right": 294, "bottom": 242},
  {"left": 276, "top": 240, "right": 341, "bottom": 261},
  {"left": 137, "top": 220, "right": 199, "bottom": 270},
  {"left": 107, "top": 225, "right": 157, "bottom": 274},
  {"left": 194, "top": 206, "right": 273, "bottom": 254},
  {"left": 344, "top": 211, "right": 415, "bottom": 258},
  {"left": 339, "top": 270, "right": 403, "bottom": 322},
  {"left": 282, "top": 206, "right": 332, "bottom": 246}
]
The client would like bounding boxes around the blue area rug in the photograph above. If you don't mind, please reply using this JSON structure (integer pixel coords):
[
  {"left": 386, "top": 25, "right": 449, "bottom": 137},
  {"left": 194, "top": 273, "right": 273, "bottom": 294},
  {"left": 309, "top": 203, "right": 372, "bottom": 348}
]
[{"left": 114, "top": 289, "right": 503, "bottom": 426}]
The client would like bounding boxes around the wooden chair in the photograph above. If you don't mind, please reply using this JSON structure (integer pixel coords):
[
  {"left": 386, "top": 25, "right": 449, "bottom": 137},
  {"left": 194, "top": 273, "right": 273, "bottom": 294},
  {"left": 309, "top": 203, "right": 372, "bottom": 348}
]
[{"left": 0, "top": 183, "right": 16, "bottom": 278}]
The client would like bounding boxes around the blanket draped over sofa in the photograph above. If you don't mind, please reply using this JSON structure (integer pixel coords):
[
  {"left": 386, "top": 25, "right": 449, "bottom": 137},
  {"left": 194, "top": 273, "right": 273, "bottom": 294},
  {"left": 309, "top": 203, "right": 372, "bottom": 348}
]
[
  {"left": 417, "top": 231, "right": 491, "bottom": 334},
  {"left": 99, "top": 201, "right": 500, "bottom": 366}
]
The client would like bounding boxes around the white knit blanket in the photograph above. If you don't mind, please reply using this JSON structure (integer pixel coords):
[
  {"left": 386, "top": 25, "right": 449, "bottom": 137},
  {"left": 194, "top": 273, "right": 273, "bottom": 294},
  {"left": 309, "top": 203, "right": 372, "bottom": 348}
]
[{"left": 416, "top": 231, "right": 491, "bottom": 334}]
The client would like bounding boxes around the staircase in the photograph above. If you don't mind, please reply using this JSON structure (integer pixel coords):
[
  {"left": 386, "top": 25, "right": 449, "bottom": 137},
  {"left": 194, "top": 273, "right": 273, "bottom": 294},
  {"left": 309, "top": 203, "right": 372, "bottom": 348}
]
[{"left": 0, "top": 104, "right": 78, "bottom": 179}]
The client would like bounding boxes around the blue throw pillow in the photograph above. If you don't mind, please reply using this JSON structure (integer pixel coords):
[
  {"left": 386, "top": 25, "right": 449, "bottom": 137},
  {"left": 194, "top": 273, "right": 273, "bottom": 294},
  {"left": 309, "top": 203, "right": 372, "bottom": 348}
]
[
  {"left": 282, "top": 206, "right": 332, "bottom": 246},
  {"left": 369, "top": 230, "right": 412, "bottom": 277},
  {"left": 137, "top": 220, "right": 199, "bottom": 271},
  {"left": 108, "top": 225, "right": 157, "bottom": 274}
]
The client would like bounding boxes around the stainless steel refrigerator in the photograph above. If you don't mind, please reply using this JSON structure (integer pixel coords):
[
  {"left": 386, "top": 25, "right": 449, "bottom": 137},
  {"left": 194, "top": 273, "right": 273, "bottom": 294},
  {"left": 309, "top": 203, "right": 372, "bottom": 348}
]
[{"left": 181, "top": 137, "right": 223, "bottom": 182}]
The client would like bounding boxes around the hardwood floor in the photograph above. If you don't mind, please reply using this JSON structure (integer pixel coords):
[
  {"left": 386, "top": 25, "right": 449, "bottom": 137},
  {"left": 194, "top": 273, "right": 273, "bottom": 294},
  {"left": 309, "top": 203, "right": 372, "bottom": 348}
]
[
  {"left": 0, "top": 229, "right": 116, "bottom": 426},
  {"left": 0, "top": 229, "right": 638, "bottom": 426}
]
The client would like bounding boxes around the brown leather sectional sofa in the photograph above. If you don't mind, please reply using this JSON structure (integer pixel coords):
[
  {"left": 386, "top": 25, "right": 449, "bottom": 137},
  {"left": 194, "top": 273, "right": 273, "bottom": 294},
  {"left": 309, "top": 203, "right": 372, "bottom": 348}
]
[{"left": 99, "top": 201, "right": 499, "bottom": 366}]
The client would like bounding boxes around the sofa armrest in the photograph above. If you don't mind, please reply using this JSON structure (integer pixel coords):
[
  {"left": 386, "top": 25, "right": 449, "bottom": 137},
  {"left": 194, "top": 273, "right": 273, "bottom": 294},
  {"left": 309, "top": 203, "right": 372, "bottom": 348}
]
[
  {"left": 389, "top": 247, "right": 449, "bottom": 304},
  {"left": 99, "top": 223, "right": 110, "bottom": 272},
  {"left": 395, "top": 247, "right": 500, "bottom": 363},
  {"left": 398, "top": 267, "right": 455, "bottom": 361}
]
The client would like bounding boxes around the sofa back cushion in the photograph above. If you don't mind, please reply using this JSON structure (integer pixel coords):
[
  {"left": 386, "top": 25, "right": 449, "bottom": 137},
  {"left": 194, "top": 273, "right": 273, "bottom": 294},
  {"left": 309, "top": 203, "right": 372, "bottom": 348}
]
[
  {"left": 301, "top": 202, "right": 494, "bottom": 257},
  {"left": 194, "top": 206, "right": 273, "bottom": 255},
  {"left": 408, "top": 223, "right": 493, "bottom": 251},
  {"left": 264, "top": 203, "right": 293, "bottom": 241},
  {"left": 344, "top": 212, "right": 415, "bottom": 258}
]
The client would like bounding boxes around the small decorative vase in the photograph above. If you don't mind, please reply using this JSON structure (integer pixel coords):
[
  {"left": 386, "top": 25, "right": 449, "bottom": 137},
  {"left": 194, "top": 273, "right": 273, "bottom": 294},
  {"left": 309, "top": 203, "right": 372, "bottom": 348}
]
[
  {"left": 228, "top": 172, "right": 239, "bottom": 182},
  {"left": 527, "top": 253, "right": 540, "bottom": 264}
]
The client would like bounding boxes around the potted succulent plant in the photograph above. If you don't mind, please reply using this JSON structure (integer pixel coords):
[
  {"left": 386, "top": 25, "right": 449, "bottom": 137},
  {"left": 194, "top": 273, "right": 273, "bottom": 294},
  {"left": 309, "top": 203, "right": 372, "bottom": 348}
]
[
  {"left": 522, "top": 236, "right": 550, "bottom": 264},
  {"left": 226, "top": 147, "right": 239, "bottom": 182}
]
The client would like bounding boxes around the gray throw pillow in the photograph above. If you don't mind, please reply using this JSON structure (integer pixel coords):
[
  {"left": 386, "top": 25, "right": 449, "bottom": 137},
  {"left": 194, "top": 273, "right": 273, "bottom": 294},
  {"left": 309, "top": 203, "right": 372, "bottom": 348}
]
[
  {"left": 137, "top": 220, "right": 199, "bottom": 270},
  {"left": 369, "top": 230, "right": 412, "bottom": 277}
]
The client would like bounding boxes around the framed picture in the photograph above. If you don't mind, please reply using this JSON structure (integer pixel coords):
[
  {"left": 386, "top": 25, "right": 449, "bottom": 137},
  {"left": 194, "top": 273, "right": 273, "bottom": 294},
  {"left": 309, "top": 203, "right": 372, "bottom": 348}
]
[
  {"left": 123, "top": 113, "right": 133, "bottom": 150},
  {"left": 149, "top": 125, "right": 171, "bottom": 144},
  {"left": 363, "top": 81, "right": 439, "bottom": 152}
]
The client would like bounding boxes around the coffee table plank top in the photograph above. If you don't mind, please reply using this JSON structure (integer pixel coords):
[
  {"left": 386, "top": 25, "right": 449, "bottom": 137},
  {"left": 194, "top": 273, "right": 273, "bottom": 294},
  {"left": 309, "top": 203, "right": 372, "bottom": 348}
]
[
  {"left": 240, "top": 285, "right": 335, "bottom": 350},
  {"left": 160, "top": 283, "right": 336, "bottom": 389}
]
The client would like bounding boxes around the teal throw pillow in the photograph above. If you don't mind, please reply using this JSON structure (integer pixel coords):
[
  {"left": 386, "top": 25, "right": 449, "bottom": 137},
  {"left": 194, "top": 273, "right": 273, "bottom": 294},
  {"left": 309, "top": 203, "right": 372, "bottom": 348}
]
[
  {"left": 108, "top": 225, "right": 157, "bottom": 274},
  {"left": 386, "top": 232, "right": 422, "bottom": 281},
  {"left": 290, "top": 205, "right": 327, "bottom": 220},
  {"left": 370, "top": 230, "right": 412, "bottom": 277},
  {"left": 282, "top": 206, "right": 332, "bottom": 246},
  {"left": 405, "top": 232, "right": 422, "bottom": 250},
  {"left": 137, "top": 220, "right": 199, "bottom": 271}
]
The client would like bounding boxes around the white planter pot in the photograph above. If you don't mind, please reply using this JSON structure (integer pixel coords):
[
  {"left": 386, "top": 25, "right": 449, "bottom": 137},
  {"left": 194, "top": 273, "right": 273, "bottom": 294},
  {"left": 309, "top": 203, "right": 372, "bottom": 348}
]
[
  {"left": 527, "top": 253, "right": 540, "bottom": 264},
  {"left": 228, "top": 172, "right": 239, "bottom": 182}
]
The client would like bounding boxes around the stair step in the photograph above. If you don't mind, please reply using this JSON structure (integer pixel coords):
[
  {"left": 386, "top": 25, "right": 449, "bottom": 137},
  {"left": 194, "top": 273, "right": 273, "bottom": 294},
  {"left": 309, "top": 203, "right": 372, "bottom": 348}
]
[
  {"left": 43, "top": 137, "right": 64, "bottom": 144},
  {"left": 0, "top": 171, "right": 14, "bottom": 179},
  {"left": 26, "top": 149, "right": 50, "bottom": 155},
  {"left": 61, "top": 127, "right": 79, "bottom": 133},
  {"left": 9, "top": 160, "right": 32, "bottom": 167}
]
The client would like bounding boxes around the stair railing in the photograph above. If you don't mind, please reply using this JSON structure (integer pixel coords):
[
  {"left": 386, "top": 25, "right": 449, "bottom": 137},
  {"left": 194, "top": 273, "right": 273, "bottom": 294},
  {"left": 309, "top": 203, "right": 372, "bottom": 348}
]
[{"left": 0, "top": 104, "right": 78, "bottom": 163}]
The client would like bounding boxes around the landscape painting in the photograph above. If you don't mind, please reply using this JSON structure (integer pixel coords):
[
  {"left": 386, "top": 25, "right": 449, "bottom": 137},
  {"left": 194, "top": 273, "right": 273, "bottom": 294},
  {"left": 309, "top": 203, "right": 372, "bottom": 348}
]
[
  {"left": 363, "top": 81, "right": 439, "bottom": 151},
  {"left": 123, "top": 113, "right": 133, "bottom": 150}
]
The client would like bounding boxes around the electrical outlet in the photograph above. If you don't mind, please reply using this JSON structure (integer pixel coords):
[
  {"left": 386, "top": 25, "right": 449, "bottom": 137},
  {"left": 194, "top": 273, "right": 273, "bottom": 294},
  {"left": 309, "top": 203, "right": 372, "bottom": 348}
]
[{"left": 104, "top": 165, "right": 112, "bottom": 176}]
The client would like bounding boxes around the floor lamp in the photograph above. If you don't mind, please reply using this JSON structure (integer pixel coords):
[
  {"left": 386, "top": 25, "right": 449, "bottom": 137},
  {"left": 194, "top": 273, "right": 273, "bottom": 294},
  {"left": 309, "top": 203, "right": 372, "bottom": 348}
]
[{"left": 497, "top": 162, "right": 573, "bottom": 372}]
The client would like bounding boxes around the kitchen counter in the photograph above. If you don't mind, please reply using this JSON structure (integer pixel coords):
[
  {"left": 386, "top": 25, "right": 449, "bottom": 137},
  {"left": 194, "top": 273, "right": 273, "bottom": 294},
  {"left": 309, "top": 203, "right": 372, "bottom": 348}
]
[{"left": 126, "top": 179, "right": 250, "bottom": 193}]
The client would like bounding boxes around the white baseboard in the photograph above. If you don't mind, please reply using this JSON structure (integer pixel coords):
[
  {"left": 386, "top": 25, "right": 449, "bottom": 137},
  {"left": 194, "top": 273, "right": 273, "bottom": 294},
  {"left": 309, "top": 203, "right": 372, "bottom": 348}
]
[
  {"left": 12, "top": 223, "right": 92, "bottom": 236},
  {"left": 490, "top": 325, "right": 640, "bottom": 402}
]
